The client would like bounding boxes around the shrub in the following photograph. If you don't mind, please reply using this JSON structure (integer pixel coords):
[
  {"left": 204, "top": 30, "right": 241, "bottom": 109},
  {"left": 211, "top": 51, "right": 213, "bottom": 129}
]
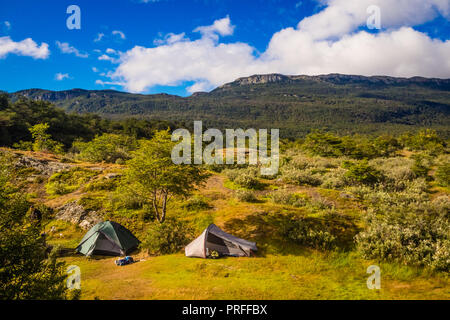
[
  {"left": 12, "top": 141, "right": 33, "bottom": 151},
  {"left": 235, "top": 190, "right": 259, "bottom": 202},
  {"left": 355, "top": 205, "right": 449, "bottom": 271},
  {"left": 141, "top": 217, "right": 194, "bottom": 255},
  {"left": 83, "top": 177, "right": 119, "bottom": 192},
  {"left": 307, "top": 195, "right": 335, "bottom": 211},
  {"left": 321, "top": 167, "right": 348, "bottom": 189},
  {"left": 400, "top": 129, "right": 445, "bottom": 154},
  {"left": 343, "top": 160, "right": 384, "bottom": 185},
  {"left": 279, "top": 215, "right": 336, "bottom": 250},
  {"left": 72, "top": 134, "right": 138, "bottom": 163},
  {"left": 225, "top": 167, "right": 262, "bottom": 189},
  {"left": 110, "top": 184, "right": 145, "bottom": 210},
  {"left": 370, "top": 157, "right": 416, "bottom": 191},
  {"left": 302, "top": 131, "right": 401, "bottom": 159},
  {"left": 182, "top": 196, "right": 212, "bottom": 211},
  {"left": 270, "top": 189, "right": 307, "bottom": 207},
  {"left": 234, "top": 174, "right": 261, "bottom": 189},
  {"left": 435, "top": 163, "right": 450, "bottom": 187},
  {"left": 411, "top": 156, "right": 431, "bottom": 180},
  {"left": 46, "top": 167, "right": 97, "bottom": 196},
  {"left": 281, "top": 167, "right": 322, "bottom": 186}
]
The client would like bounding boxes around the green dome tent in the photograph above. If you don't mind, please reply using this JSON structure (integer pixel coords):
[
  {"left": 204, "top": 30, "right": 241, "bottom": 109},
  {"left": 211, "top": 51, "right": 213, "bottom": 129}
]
[{"left": 76, "top": 221, "right": 140, "bottom": 257}]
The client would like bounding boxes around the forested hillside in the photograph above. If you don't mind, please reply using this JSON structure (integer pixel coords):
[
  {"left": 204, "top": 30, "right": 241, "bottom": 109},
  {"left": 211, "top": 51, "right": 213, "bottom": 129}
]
[
  {"left": 11, "top": 74, "right": 450, "bottom": 138},
  {"left": 0, "top": 93, "right": 185, "bottom": 148}
]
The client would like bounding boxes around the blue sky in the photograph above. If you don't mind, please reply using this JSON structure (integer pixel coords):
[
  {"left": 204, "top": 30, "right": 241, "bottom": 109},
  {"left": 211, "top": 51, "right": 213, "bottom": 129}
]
[{"left": 0, "top": 0, "right": 449, "bottom": 96}]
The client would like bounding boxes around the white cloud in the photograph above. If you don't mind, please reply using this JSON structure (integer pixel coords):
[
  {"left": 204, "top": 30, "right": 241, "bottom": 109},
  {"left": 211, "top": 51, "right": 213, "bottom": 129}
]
[
  {"left": 193, "top": 16, "right": 235, "bottom": 39},
  {"left": 56, "top": 41, "right": 88, "bottom": 58},
  {"left": 186, "top": 81, "right": 215, "bottom": 94},
  {"left": 55, "top": 73, "right": 70, "bottom": 81},
  {"left": 4, "top": 21, "right": 11, "bottom": 30},
  {"left": 105, "top": 1, "right": 450, "bottom": 94},
  {"left": 98, "top": 54, "right": 120, "bottom": 63},
  {"left": 95, "top": 79, "right": 125, "bottom": 86},
  {"left": 112, "top": 30, "right": 126, "bottom": 40},
  {"left": 0, "top": 36, "right": 49, "bottom": 59},
  {"left": 154, "top": 32, "right": 187, "bottom": 45},
  {"left": 263, "top": 27, "right": 450, "bottom": 78},
  {"left": 94, "top": 33, "right": 105, "bottom": 42},
  {"left": 92, "top": 67, "right": 99, "bottom": 72},
  {"left": 298, "top": 0, "right": 450, "bottom": 40}
]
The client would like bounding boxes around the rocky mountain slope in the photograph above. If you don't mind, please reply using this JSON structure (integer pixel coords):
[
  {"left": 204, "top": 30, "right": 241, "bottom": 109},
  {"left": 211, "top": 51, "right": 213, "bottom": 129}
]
[{"left": 9, "top": 73, "right": 450, "bottom": 138}]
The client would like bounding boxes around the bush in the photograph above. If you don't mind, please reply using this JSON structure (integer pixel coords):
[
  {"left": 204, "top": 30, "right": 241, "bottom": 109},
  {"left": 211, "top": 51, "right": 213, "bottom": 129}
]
[
  {"left": 12, "top": 141, "right": 33, "bottom": 151},
  {"left": 225, "top": 167, "right": 262, "bottom": 189},
  {"left": 307, "top": 195, "right": 335, "bottom": 211},
  {"left": 110, "top": 184, "right": 145, "bottom": 210},
  {"left": 302, "top": 131, "right": 401, "bottom": 159},
  {"left": 182, "top": 196, "right": 212, "bottom": 211},
  {"left": 270, "top": 190, "right": 307, "bottom": 207},
  {"left": 400, "top": 129, "right": 446, "bottom": 154},
  {"left": 281, "top": 167, "right": 322, "bottom": 186},
  {"left": 141, "top": 217, "right": 194, "bottom": 255},
  {"left": 321, "top": 167, "right": 348, "bottom": 189},
  {"left": 83, "top": 177, "right": 119, "bottom": 192},
  {"left": 411, "top": 156, "right": 431, "bottom": 180},
  {"left": 46, "top": 167, "right": 97, "bottom": 196},
  {"left": 235, "top": 190, "right": 259, "bottom": 202},
  {"left": 435, "top": 163, "right": 450, "bottom": 187},
  {"left": 72, "top": 134, "right": 138, "bottom": 163},
  {"left": 343, "top": 160, "right": 384, "bottom": 185},
  {"left": 279, "top": 215, "right": 336, "bottom": 250},
  {"left": 370, "top": 157, "right": 416, "bottom": 191},
  {"left": 355, "top": 204, "right": 449, "bottom": 271},
  {"left": 234, "top": 174, "right": 261, "bottom": 189}
]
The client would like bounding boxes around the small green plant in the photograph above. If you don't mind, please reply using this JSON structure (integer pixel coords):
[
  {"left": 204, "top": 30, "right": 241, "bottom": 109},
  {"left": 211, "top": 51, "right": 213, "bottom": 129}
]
[
  {"left": 411, "top": 156, "right": 431, "bottom": 180},
  {"left": 182, "top": 196, "right": 212, "bottom": 211},
  {"left": 279, "top": 215, "right": 336, "bottom": 250},
  {"left": 235, "top": 190, "right": 259, "bottom": 202},
  {"left": 435, "top": 163, "right": 449, "bottom": 187},
  {"left": 46, "top": 167, "right": 97, "bottom": 196},
  {"left": 270, "top": 190, "right": 307, "bottom": 207},
  {"left": 141, "top": 217, "right": 194, "bottom": 255},
  {"left": 12, "top": 140, "right": 33, "bottom": 151}
]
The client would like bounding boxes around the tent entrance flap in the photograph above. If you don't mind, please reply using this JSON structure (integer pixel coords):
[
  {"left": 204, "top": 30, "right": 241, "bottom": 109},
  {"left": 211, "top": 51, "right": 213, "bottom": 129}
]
[{"left": 93, "top": 233, "right": 123, "bottom": 255}]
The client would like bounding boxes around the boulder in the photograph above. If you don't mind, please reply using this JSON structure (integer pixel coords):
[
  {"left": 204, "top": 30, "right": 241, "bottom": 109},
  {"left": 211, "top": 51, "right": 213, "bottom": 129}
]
[
  {"left": 15, "top": 155, "right": 72, "bottom": 176},
  {"left": 56, "top": 201, "right": 102, "bottom": 230}
]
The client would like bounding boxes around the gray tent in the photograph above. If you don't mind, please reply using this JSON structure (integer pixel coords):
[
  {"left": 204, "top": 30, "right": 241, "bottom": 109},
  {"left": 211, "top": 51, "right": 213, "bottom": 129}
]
[{"left": 185, "top": 224, "right": 257, "bottom": 258}]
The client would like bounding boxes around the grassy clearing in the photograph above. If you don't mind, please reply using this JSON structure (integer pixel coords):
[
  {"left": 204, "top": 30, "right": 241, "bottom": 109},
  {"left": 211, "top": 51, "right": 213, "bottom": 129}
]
[
  {"left": 62, "top": 251, "right": 449, "bottom": 300},
  {"left": 11, "top": 146, "right": 448, "bottom": 300}
]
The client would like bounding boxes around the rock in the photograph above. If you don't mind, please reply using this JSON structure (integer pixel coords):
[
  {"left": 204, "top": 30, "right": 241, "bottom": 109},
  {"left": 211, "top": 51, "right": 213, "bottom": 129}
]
[
  {"left": 339, "top": 192, "right": 355, "bottom": 200},
  {"left": 104, "top": 173, "right": 122, "bottom": 180},
  {"left": 56, "top": 201, "right": 102, "bottom": 230},
  {"left": 15, "top": 155, "right": 72, "bottom": 176}
]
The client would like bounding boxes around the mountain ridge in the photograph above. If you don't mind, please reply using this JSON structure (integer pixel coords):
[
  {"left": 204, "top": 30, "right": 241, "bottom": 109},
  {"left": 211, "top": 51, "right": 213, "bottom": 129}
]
[
  {"left": 11, "top": 73, "right": 450, "bottom": 99},
  {"left": 7, "top": 73, "right": 450, "bottom": 138}
]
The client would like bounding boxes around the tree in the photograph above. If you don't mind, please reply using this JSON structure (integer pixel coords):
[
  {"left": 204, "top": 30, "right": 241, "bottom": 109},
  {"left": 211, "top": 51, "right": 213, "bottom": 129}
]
[
  {"left": 342, "top": 160, "right": 384, "bottom": 185},
  {"left": 72, "top": 133, "right": 138, "bottom": 163},
  {"left": 0, "top": 154, "right": 68, "bottom": 299},
  {"left": 124, "top": 130, "right": 208, "bottom": 223},
  {"left": 29, "top": 123, "right": 63, "bottom": 154}
]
